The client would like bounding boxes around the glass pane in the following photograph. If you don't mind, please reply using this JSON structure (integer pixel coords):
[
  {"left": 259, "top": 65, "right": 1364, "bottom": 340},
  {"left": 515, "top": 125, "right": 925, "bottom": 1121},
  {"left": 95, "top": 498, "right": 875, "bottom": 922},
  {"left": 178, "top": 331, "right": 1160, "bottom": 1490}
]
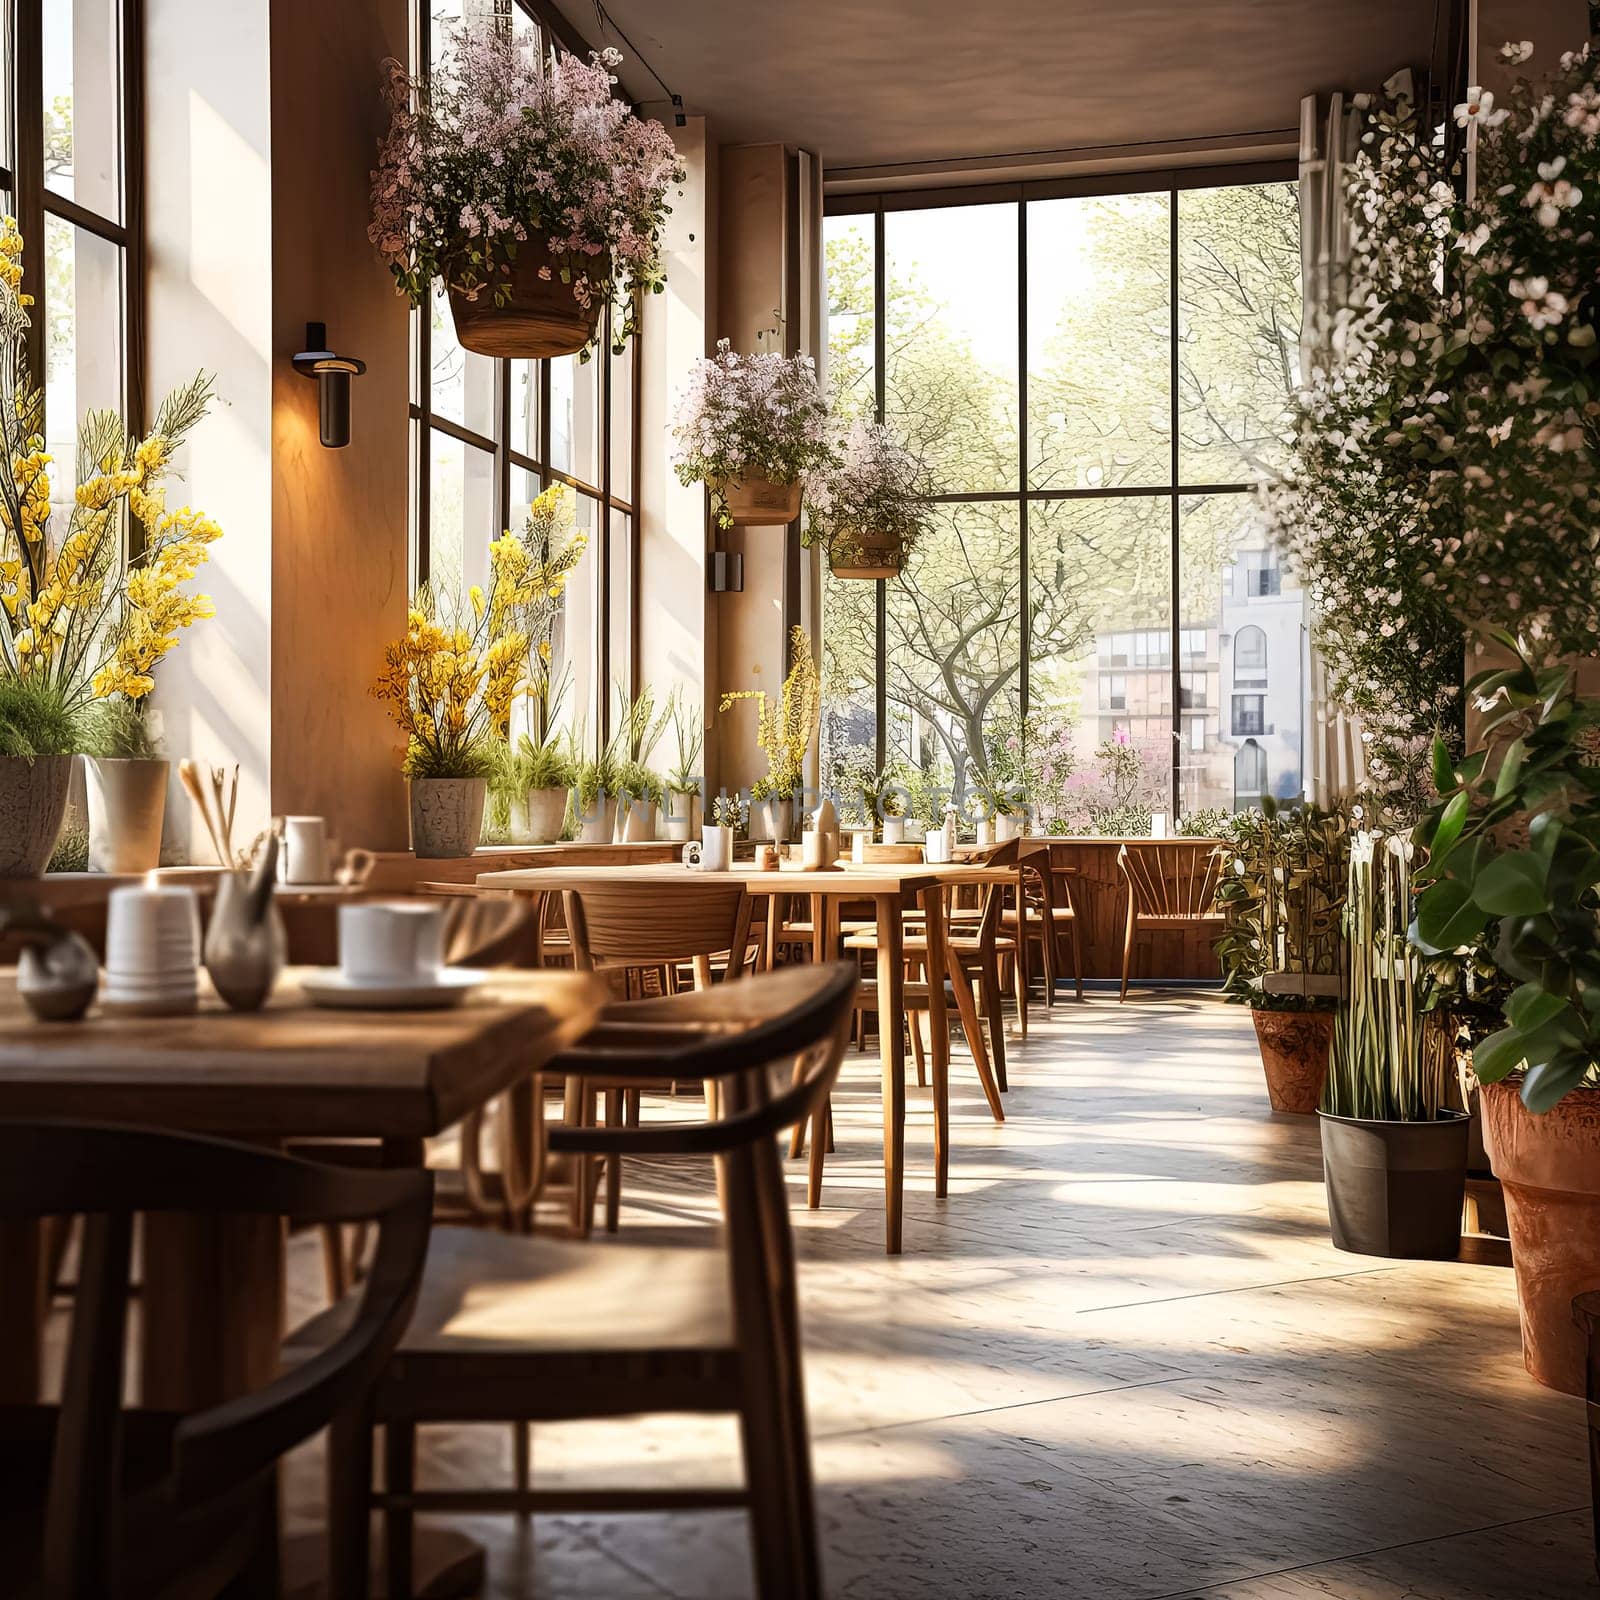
[
  {"left": 607, "top": 508, "right": 632, "bottom": 708},
  {"left": 45, "top": 0, "right": 121, "bottom": 219},
  {"left": 608, "top": 340, "right": 634, "bottom": 502},
  {"left": 425, "top": 430, "right": 494, "bottom": 616},
  {"left": 825, "top": 213, "right": 876, "bottom": 423},
  {"left": 1178, "top": 183, "right": 1302, "bottom": 485},
  {"left": 1027, "top": 497, "right": 1173, "bottom": 835},
  {"left": 509, "top": 360, "right": 539, "bottom": 462},
  {"left": 1028, "top": 191, "right": 1171, "bottom": 492},
  {"left": 885, "top": 203, "right": 1018, "bottom": 494},
  {"left": 1178, "top": 493, "right": 1307, "bottom": 817},
  {"left": 552, "top": 493, "right": 600, "bottom": 748},
  {"left": 819, "top": 571, "right": 878, "bottom": 824},
  {"left": 429, "top": 280, "right": 497, "bottom": 438},
  {"left": 510, "top": 464, "right": 540, "bottom": 518},
  {"left": 885, "top": 502, "right": 1021, "bottom": 826},
  {"left": 45, "top": 220, "right": 123, "bottom": 521},
  {"left": 549, "top": 352, "right": 600, "bottom": 488}
]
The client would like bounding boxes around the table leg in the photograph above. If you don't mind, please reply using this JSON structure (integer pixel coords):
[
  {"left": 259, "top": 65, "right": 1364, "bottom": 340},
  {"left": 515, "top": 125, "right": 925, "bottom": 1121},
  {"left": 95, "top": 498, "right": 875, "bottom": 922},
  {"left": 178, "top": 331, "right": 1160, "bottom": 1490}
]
[
  {"left": 918, "top": 885, "right": 951, "bottom": 1200},
  {"left": 875, "top": 892, "right": 906, "bottom": 1254},
  {"left": 0, "top": 1218, "right": 47, "bottom": 1402}
]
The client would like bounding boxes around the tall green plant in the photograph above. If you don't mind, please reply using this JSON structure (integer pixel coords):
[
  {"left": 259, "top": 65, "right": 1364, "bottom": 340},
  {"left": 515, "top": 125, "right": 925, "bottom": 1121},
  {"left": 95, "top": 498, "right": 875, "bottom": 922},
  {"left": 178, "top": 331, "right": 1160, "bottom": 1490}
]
[
  {"left": 1324, "top": 829, "right": 1454, "bottom": 1121},
  {"left": 1410, "top": 640, "right": 1600, "bottom": 1112},
  {"left": 665, "top": 693, "right": 704, "bottom": 797}
]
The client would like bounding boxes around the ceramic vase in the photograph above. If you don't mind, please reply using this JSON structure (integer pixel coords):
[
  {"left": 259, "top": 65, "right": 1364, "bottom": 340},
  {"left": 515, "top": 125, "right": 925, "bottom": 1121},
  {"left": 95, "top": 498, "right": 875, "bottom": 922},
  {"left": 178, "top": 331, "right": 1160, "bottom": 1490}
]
[
  {"left": 410, "top": 777, "right": 487, "bottom": 859},
  {"left": 204, "top": 851, "right": 286, "bottom": 1012},
  {"left": 0, "top": 755, "right": 73, "bottom": 878}
]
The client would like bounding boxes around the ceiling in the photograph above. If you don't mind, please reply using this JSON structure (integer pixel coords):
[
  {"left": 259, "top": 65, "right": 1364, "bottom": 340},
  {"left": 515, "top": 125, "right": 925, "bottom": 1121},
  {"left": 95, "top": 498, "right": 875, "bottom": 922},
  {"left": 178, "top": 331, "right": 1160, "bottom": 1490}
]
[{"left": 554, "top": 0, "right": 1441, "bottom": 180}]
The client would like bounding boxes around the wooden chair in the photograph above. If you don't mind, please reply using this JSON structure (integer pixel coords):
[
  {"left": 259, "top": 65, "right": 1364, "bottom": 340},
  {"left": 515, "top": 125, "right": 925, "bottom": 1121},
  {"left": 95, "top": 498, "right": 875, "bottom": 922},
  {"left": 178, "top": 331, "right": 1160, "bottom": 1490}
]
[
  {"left": 1576, "top": 1291, "right": 1600, "bottom": 1581},
  {"left": 287, "top": 961, "right": 857, "bottom": 1600},
  {"left": 0, "top": 1119, "right": 431, "bottom": 1600},
  {"left": 561, "top": 879, "right": 757, "bottom": 1233},
  {"left": 1115, "top": 841, "right": 1225, "bottom": 1000}
]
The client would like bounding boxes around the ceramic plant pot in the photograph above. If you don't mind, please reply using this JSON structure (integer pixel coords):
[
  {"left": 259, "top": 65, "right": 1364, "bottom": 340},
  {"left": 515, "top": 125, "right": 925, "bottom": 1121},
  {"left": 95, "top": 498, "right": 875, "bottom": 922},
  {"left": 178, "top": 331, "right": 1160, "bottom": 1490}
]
[
  {"left": 1319, "top": 1110, "right": 1469, "bottom": 1260},
  {"left": 409, "top": 777, "right": 487, "bottom": 859},
  {"left": 1252, "top": 1008, "right": 1334, "bottom": 1115},
  {"left": 757, "top": 797, "right": 795, "bottom": 844},
  {"left": 1481, "top": 1080, "right": 1600, "bottom": 1394},
  {"left": 85, "top": 756, "right": 170, "bottom": 874},
  {"left": 446, "top": 236, "right": 602, "bottom": 359},
  {"left": 663, "top": 790, "right": 698, "bottom": 842},
  {"left": 0, "top": 755, "right": 73, "bottom": 878},
  {"left": 720, "top": 473, "right": 803, "bottom": 526},
  {"left": 881, "top": 815, "right": 905, "bottom": 846},
  {"left": 523, "top": 786, "right": 568, "bottom": 845},
  {"left": 616, "top": 795, "right": 657, "bottom": 842},
  {"left": 574, "top": 792, "right": 618, "bottom": 845}
]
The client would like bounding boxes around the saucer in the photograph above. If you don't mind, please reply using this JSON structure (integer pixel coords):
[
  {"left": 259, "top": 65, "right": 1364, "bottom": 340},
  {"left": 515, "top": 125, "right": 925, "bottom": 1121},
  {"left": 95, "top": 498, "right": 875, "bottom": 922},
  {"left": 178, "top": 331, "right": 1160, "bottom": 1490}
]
[{"left": 299, "top": 967, "right": 488, "bottom": 1011}]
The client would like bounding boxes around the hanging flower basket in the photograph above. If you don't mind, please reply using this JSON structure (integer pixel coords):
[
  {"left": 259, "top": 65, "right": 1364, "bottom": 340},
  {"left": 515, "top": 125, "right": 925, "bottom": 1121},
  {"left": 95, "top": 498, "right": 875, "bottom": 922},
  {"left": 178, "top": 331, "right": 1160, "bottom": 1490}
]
[
  {"left": 447, "top": 237, "right": 603, "bottom": 360},
  {"left": 719, "top": 472, "right": 804, "bottom": 526},
  {"left": 828, "top": 528, "right": 904, "bottom": 581}
]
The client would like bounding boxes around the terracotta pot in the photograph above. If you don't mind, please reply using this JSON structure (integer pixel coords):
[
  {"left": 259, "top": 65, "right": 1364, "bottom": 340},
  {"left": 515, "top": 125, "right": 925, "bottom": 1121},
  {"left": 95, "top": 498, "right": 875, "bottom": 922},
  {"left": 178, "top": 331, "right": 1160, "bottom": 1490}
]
[
  {"left": 85, "top": 757, "right": 169, "bottom": 874},
  {"left": 1252, "top": 1007, "right": 1333, "bottom": 1115},
  {"left": 446, "top": 237, "right": 602, "bottom": 359},
  {"left": 720, "top": 473, "right": 802, "bottom": 526},
  {"left": 829, "top": 529, "right": 904, "bottom": 580},
  {"left": 409, "top": 777, "right": 486, "bottom": 859},
  {"left": 1481, "top": 1080, "right": 1600, "bottom": 1395},
  {"left": 0, "top": 755, "right": 73, "bottom": 877}
]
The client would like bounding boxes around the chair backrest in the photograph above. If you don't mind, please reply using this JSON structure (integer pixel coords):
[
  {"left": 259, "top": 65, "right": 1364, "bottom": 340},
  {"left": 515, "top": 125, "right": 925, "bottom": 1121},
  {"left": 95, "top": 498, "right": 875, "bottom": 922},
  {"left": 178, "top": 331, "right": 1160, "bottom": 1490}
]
[
  {"left": 0, "top": 1122, "right": 431, "bottom": 1599},
  {"left": 563, "top": 879, "right": 755, "bottom": 979},
  {"left": 969, "top": 837, "right": 1021, "bottom": 868},
  {"left": 1117, "top": 841, "right": 1225, "bottom": 919},
  {"left": 439, "top": 891, "right": 537, "bottom": 967}
]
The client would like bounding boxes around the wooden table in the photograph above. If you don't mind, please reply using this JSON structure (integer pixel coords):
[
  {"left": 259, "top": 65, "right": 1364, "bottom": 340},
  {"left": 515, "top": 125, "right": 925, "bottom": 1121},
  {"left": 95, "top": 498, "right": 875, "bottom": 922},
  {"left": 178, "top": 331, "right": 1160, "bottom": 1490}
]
[{"left": 477, "top": 860, "right": 1008, "bottom": 1255}]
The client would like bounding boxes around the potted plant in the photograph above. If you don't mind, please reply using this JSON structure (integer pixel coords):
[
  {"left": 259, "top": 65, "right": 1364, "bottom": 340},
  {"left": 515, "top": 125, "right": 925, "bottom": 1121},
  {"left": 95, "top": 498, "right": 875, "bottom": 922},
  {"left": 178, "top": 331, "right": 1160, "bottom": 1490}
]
[
  {"left": 570, "top": 723, "right": 624, "bottom": 845},
  {"left": 804, "top": 418, "right": 931, "bottom": 580},
  {"left": 1215, "top": 799, "right": 1348, "bottom": 1114},
  {"left": 0, "top": 218, "right": 220, "bottom": 878},
  {"left": 371, "top": 31, "right": 682, "bottom": 360},
  {"left": 663, "top": 694, "right": 704, "bottom": 842},
  {"left": 671, "top": 336, "right": 833, "bottom": 526},
  {"left": 613, "top": 682, "right": 671, "bottom": 841},
  {"left": 1411, "top": 644, "right": 1600, "bottom": 1392},
  {"left": 1320, "top": 825, "right": 1468, "bottom": 1259},
  {"left": 699, "top": 791, "right": 742, "bottom": 871},
  {"left": 720, "top": 625, "right": 820, "bottom": 842},
  {"left": 81, "top": 698, "right": 170, "bottom": 873},
  {"left": 490, "top": 726, "right": 574, "bottom": 845}
]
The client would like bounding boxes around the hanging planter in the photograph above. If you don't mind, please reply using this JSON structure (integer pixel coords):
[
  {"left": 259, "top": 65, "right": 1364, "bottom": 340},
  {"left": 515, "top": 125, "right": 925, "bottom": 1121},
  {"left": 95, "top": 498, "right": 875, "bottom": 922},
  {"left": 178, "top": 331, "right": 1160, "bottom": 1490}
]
[
  {"left": 447, "top": 238, "right": 603, "bottom": 360},
  {"left": 372, "top": 35, "right": 684, "bottom": 362},
  {"left": 805, "top": 419, "right": 930, "bottom": 583},
  {"left": 671, "top": 339, "right": 832, "bottom": 529}
]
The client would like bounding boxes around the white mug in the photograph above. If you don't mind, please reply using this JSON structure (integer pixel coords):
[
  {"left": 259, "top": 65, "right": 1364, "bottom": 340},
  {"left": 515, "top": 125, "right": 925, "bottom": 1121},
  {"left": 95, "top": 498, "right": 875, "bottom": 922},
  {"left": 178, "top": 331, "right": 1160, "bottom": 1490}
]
[
  {"left": 339, "top": 900, "right": 445, "bottom": 986},
  {"left": 283, "top": 815, "right": 332, "bottom": 885}
]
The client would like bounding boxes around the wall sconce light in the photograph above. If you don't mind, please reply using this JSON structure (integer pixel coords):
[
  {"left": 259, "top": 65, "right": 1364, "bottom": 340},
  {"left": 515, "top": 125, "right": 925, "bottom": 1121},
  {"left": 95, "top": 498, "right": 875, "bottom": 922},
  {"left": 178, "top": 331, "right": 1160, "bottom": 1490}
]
[{"left": 292, "top": 322, "right": 365, "bottom": 448}]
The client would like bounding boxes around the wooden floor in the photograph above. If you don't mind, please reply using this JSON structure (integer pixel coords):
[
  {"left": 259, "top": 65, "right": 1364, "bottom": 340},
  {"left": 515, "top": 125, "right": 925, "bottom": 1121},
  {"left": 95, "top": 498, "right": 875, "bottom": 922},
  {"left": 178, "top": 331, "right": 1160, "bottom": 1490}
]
[{"left": 281, "top": 988, "right": 1599, "bottom": 1599}]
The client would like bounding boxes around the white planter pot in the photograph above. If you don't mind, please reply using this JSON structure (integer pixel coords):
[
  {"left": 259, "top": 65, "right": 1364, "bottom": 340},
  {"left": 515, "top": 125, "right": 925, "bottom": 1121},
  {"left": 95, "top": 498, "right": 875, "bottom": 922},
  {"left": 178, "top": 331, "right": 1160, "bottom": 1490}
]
[
  {"left": 994, "top": 813, "right": 1017, "bottom": 842},
  {"left": 699, "top": 823, "right": 733, "bottom": 871},
  {"left": 974, "top": 816, "right": 995, "bottom": 848},
  {"left": 663, "top": 790, "right": 698, "bottom": 842},
  {"left": 757, "top": 797, "right": 795, "bottom": 843},
  {"left": 85, "top": 756, "right": 170, "bottom": 874},
  {"left": 0, "top": 755, "right": 73, "bottom": 878},
  {"left": 881, "top": 815, "right": 905, "bottom": 846},
  {"left": 409, "top": 777, "right": 487, "bottom": 859},
  {"left": 616, "top": 794, "right": 657, "bottom": 842},
  {"left": 575, "top": 792, "right": 618, "bottom": 845},
  {"left": 521, "top": 786, "right": 567, "bottom": 844}
]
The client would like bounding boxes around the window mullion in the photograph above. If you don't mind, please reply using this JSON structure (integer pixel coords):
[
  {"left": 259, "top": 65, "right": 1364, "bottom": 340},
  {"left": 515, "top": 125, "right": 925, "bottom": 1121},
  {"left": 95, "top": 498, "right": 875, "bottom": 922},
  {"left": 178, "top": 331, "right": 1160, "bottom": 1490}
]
[
  {"left": 14, "top": 0, "right": 45, "bottom": 412},
  {"left": 872, "top": 201, "right": 887, "bottom": 774},
  {"left": 1168, "top": 186, "right": 1182, "bottom": 825}
]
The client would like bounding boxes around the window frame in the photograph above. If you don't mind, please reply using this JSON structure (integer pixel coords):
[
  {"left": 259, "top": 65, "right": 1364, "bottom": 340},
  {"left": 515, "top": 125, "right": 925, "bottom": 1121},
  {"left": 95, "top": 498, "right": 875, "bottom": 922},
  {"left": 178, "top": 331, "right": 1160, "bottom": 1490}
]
[
  {"left": 825, "top": 160, "right": 1299, "bottom": 822},
  {"left": 408, "top": 0, "right": 643, "bottom": 740},
  {"left": 13, "top": 0, "right": 145, "bottom": 444}
]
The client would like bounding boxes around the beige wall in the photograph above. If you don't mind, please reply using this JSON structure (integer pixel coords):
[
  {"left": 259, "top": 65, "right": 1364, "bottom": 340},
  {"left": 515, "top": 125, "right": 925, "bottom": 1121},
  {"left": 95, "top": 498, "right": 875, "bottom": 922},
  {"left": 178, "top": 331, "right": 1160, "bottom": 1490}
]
[{"left": 146, "top": 0, "right": 411, "bottom": 860}]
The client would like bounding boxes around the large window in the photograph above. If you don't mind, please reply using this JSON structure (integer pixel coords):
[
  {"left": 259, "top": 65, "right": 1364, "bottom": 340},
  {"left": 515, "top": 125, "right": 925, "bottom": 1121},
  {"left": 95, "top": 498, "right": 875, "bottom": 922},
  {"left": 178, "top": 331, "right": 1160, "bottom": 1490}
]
[
  {"left": 410, "top": 1, "right": 639, "bottom": 746},
  {"left": 10, "top": 1, "right": 141, "bottom": 519},
  {"left": 823, "top": 173, "right": 1306, "bottom": 830}
]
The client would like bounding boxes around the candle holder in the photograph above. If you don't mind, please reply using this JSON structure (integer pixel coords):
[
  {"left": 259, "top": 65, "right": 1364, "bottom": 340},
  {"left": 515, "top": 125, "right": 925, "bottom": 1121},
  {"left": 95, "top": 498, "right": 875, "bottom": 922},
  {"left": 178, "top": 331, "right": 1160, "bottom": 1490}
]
[{"left": 102, "top": 875, "right": 201, "bottom": 1016}]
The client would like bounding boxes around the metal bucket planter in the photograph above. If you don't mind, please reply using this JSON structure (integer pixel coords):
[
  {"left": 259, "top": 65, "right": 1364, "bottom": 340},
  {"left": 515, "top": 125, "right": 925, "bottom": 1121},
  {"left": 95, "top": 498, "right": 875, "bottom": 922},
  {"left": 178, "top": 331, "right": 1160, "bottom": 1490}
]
[
  {"left": 85, "top": 757, "right": 170, "bottom": 874},
  {"left": 409, "top": 777, "right": 487, "bottom": 859},
  {"left": 0, "top": 755, "right": 73, "bottom": 878},
  {"left": 1319, "top": 1109, "right": 1469, "bottom": 1260},
  {"left": 446, "top": 238, "right": 602, "bottom": 359},
  {"left": 1482, "top": 1080, "right": 1600, "bottom": 1394},
  {"left": 720, "top": 473, "right": 802, "bottom": 526},
  {"left": 1252, "top": 1008, "right": 1334, "bottom": 1115}
]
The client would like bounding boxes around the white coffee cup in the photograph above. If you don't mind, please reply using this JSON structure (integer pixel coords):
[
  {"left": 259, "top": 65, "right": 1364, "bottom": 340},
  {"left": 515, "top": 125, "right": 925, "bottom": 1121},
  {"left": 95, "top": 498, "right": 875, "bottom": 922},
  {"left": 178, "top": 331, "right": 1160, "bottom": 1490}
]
[
  {"left": 283, "top": 815, "right": 332, "bottom": 884},
  {"left": 924, "top": 829, "right": 952, "bottom": 865},
  {"left": 339, "top": 901, "right": 445, "bottom": 986}
]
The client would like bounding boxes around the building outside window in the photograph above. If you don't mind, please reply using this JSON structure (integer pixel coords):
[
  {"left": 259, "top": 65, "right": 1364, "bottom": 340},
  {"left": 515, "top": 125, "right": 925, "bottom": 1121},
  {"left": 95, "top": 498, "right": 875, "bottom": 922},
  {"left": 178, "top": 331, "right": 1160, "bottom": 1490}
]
[
  {"left": 1234, "top": 737, "right": 1267, "bottom": 808},
  {"left": 1232, "top": 694, "right": 1266, "bottom": 737},
  {"left": 821, "top": 175, "right": 1306, "bottom": 828}
]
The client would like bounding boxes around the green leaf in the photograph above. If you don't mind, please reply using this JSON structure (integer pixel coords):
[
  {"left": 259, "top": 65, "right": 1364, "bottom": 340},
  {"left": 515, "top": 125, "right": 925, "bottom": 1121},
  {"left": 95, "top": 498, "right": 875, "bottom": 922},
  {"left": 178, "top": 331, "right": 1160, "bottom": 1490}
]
[
  {"left": 1506, "top": 982, "right": 1571, "bottom": 1032},
  {"left": 1493, "top": 738, "right": 1525, "bottom": 801},
  {"left": 1412, "top": 878, "right": 1489, "bottom": 954},
  {"left": 1431, "top": 735, "right": 1454, "bottom": 796},
  {"left": 1472, "top": 851, "right": 1549, "bottom": 917},
  {"left": 1426, "top": 791, "right": 1470, "bottom": 868},
  {"left": 1522, "top": 1055, "right": 1596, "bottom": 1114},
  {"left": 1470, "top": 1024, "right": 1530, "bottom": 1082}
]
